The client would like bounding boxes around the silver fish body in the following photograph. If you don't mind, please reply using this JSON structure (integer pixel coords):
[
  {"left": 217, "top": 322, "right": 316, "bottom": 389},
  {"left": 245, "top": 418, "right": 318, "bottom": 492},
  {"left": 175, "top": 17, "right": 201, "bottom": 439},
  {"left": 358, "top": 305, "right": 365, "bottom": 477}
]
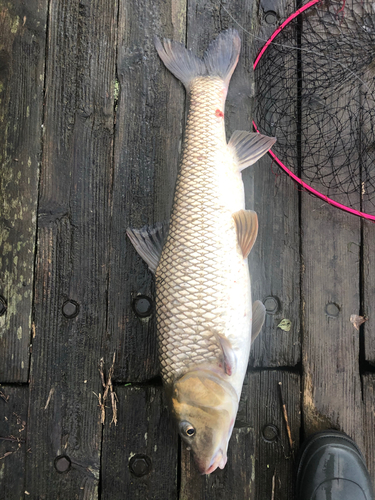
[
  {"left": 156, "top": 75, "right": 251, "bottom": 397},
  {"left": 127, "top": 30, "right": 276, "bottom": 475}
]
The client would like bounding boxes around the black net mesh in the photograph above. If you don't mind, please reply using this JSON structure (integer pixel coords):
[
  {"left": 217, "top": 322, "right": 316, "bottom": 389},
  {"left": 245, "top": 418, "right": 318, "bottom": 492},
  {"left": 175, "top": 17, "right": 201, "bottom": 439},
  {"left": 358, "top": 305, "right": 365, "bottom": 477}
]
[{"left": 254, "top": 0, "right": 375, "bottom": 216}]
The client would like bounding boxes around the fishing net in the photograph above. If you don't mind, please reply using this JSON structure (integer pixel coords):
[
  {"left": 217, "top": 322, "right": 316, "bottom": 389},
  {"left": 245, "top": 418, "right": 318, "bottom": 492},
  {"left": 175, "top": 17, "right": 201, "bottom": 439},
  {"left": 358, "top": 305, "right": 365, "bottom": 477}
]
[{"left": 253, "top": 0, "right": 375, "bottom": 219}]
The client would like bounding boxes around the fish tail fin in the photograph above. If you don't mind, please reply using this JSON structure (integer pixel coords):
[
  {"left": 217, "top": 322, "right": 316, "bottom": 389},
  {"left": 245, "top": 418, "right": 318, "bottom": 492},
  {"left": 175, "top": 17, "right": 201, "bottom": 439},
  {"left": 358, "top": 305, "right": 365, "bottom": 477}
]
[
  {"left": 154, "top": 29, "right": 241, "bottom": 90},
  {"left": 154, "top": 36, "right": 206, "bottom": 89},
  {"left": 203, "top": 29, "right": 241, "bottom": 88}
]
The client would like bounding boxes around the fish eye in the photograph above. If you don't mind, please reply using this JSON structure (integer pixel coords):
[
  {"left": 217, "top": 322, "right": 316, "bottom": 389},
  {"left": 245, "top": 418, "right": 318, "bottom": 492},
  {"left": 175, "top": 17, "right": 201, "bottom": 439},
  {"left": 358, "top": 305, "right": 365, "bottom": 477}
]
[
  {"left": 180, "top": 421, "right": 196, "bottom": 438},
  {"left": 186, "top": 426, "right": 196, "bottom": 437}
]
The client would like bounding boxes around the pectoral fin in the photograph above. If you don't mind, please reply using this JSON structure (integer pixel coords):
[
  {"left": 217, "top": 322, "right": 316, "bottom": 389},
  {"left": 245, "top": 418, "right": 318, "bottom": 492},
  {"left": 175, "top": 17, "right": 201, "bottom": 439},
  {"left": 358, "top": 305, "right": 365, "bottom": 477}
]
[
  {"left": 228, "top": 130, "right": 276, "bottom": 172},
  {"left": 126, "top": 222, "right": 168, "bottom": 274},
  {"left": 233, "top": 210, "right": 258, "bottom": 259},
  {"left": 215, "top": 333, "right": 237, "bottom": 376},
  {"left": 252, "top": 300, "right": 266, "bottom": 344}
]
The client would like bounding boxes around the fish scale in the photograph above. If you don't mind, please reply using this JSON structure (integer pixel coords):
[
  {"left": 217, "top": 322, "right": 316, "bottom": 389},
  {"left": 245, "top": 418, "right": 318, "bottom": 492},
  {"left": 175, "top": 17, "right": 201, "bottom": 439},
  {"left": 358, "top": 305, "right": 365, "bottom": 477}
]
[{"left": 156, "top": 77, "right": 237, "bottom": 385}]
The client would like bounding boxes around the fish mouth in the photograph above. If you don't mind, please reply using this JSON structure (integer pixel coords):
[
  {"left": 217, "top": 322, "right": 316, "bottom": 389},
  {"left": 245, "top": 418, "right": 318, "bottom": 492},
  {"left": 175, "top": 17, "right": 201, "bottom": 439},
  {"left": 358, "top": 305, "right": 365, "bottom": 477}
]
[{"left": 200, "top": 450, "right": 227, "bottom": 475}]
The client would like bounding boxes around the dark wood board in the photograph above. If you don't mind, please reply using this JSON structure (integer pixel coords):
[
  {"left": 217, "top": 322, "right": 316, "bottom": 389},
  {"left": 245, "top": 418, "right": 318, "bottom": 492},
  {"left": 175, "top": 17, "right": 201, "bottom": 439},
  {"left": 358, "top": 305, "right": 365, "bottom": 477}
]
[
  {"left": 362, "top": 0, "right": 375, "bottom": 364},
  {"left": 363, "top": 220, "right": 375, "bottom": 364},
  {"left": 0, "top": 385, "right": 28, "bottom": 500},
  {"left": 300, "top": 1, "right": 364, "bottom": 450},
  {"left": 25, "top": 0, "right": 117, "bottom": 497},
  {"left": 250, "top": 0, "right": 301, "bottom": 368},
  {"left": 0, "top": 0, "right": 47, "bottom": 382},
  {"left": 104, "top": 0, "right": 187, "bottom": 383},
  {"left": 301, "top": 195, "right": 363, "bottom": 446},
  {"left": 180, "top": 370, "right": 301, "bottom": 500},
  {"left": 101, "top": 385, "right": 178, "bottom": 500},
  {"left": 363, "top": 374, "right": 375, "bottom": 485}
]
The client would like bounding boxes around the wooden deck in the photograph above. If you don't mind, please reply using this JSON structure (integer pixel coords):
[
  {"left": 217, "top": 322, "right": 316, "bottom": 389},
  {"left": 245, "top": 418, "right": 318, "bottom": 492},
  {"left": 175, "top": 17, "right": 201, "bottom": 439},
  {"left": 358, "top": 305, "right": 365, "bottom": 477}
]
[{"left": 1, "top": 0, "right": 374, "bottom": 498}]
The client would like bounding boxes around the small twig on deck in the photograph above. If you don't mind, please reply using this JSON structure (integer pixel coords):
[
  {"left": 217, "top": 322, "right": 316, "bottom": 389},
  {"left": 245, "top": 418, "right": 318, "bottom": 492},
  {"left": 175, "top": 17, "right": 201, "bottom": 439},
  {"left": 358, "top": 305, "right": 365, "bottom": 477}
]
[
  {"left": 278, "top": 382, "right": 294, "bottom": 457},
  {"left": 97, "top": 352, "right": 118, "bottom": 426},
  {"left": 110, "top": 385, "right": 118, "bottom": 426},
  {"left": 271, "top": 470, "right": 276, "bottom": 500},
  {"left": 0, "top": 436, "right": 25, "bottom": 443},
  {"left": 99, "top": 358, "right": 106, "bottom": 389},
  {"left": 93, "top": 392, "right": 106, "bottom": 424},
  {"left": 44, "top": 387, "right": 55, "bottom": 410},
  {"left": 0, "top": 436, "right": 24, "bottom": 461},
  {"left": 0, "top": 390, "right": 9, "bottom": 403},
  {"left": 102, "top": 353, "right": 115, "bottom": 403}
]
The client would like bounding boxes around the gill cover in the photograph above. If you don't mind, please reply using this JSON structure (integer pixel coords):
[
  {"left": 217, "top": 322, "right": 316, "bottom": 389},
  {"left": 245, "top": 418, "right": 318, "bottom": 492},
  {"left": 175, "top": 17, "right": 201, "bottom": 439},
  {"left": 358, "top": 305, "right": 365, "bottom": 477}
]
[{"left": 172, "top": 369, "right": 238, "bottom": 474}]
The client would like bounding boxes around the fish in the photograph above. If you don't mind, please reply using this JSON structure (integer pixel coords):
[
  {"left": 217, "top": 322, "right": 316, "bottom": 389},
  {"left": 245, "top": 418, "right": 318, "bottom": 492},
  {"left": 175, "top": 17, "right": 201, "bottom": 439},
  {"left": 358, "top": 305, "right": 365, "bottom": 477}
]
[{"left": 127, "top": 29, "right": 276, "bottom": 475}]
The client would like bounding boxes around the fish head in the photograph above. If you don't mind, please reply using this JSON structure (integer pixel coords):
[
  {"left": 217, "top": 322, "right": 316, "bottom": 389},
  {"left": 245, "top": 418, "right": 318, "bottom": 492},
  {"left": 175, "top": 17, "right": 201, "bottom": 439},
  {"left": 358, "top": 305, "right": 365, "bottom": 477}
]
[{"left": 171, "top": 369, "right": 238, "bottom": 474}]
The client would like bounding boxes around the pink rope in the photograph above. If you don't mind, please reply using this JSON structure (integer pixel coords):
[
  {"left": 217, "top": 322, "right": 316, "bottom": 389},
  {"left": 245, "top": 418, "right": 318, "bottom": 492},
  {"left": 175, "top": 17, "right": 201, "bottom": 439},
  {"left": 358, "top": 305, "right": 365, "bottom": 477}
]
[{"left": 252, "top": 0, "right": 375, "bottom": 221}]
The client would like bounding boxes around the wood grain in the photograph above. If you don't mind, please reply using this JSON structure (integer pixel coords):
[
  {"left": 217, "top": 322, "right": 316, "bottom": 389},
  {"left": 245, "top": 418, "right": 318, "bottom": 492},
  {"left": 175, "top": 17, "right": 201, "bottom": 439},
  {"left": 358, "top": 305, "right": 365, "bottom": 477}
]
[
  {"left": 363, "top": 374, "right": 375, "bottom": 486},
  {"left": 300, "top": 1, "right": 364, "bottom": 449},
  {"left": 362, "top": 0, "right": 375, "bottom": 365},
  {"left": 363, "top": 220, "right": 375, "bottom": 364},
  {"left": 301, "top": 195, "right": 363, "bottom": 444},
  {"left": 250, "top": 0, "right": 301, "bottom": 368},
  {"left": 101, "top": 385, "right": 178, "bottom": 500},
  {"left": 0, "top": 0, "right": 47, "bottom": 382},
  {"left": 25, "top": 0, "right": 117, "bottom": 497},
  {"left": 0, "top": 385, "right": 28, "bottom": 499}
]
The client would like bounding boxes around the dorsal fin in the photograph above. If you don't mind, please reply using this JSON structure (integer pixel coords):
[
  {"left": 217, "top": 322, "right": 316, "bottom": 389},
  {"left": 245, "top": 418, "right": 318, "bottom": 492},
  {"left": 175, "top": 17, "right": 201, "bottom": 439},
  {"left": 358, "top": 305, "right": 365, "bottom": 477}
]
[
  {"left": 228, "top": 131, "right": 276, "bottom": 171},
  {"left": 232, "top": 210, "right": 258, "bottom": 259},
  {"left": 126, "top": 222, "right": 168, "bottom": 274}
]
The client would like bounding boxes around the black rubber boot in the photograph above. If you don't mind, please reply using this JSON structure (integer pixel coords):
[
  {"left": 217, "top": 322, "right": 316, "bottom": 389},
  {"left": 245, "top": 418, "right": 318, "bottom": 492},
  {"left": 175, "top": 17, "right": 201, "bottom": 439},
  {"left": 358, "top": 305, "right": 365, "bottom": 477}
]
[{"left": 296, "top": 430, "right": 374, "bottom": 500}]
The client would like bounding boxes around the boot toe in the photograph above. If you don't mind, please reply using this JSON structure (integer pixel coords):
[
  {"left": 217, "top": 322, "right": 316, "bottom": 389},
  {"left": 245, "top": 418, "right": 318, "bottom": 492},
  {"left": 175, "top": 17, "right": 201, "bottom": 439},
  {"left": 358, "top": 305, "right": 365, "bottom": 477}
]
[{"left": 296, "top": 431, "right": 374, "bottom": 500}]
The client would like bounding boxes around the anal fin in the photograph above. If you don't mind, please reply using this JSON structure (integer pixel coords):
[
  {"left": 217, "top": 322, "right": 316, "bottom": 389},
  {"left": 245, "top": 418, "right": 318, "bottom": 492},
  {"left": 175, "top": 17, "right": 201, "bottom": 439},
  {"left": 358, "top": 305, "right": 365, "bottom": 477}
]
[
  {"left": 215, "top": 333, "right": 237, "bottom": 376},
  {"left": 233, "top": 210, "right": 258, "bottom": 259},
  {"left": 252, "top": 300, "right": 266, "bottom": 344}
]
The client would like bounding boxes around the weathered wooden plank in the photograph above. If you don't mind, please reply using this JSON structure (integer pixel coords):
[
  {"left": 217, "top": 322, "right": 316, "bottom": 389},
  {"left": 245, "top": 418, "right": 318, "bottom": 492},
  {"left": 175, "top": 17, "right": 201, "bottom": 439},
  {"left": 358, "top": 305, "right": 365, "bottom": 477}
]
[
  {"left": 105, "top": 0, "right": 186, "bottom": 383},
  {"left": 25, "top": 0, "right": 117, "bottom": 497},
  {"left": 250, "top": 0, "right": 301, "bottom": 368},
  {"left": 363, "top": 374, "right": 375, "bottom": 487},
  {"left": 0, "top": 385, "right": 28, "bottom": 499},
  {"left": 362, "top": 0, "right": 375, "bottom": 363},
  {"left": 301, "top": 2, "right": 363, "bottom": 448},
  {"left": 101, "top": 385, "right": 178, "bottom": 499},
  {"left": 301, "top": 198, "right": 363, "bottom": 442},
  {"left": 363, "top": 220, "right": 375, "bottom": 364},
  {"left": 0, "top": 0, "right": 47, "bottom": 382},
  {"left": 180, "top": 371, "right": 300, "bottom": 500}
]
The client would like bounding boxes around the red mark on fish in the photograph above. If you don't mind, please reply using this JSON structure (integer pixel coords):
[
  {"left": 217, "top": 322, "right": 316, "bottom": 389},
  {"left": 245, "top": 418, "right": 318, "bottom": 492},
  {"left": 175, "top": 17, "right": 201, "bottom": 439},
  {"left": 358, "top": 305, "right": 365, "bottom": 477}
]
[{"left": 215, "top": 109, "right": 224, "bottom": 118}]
